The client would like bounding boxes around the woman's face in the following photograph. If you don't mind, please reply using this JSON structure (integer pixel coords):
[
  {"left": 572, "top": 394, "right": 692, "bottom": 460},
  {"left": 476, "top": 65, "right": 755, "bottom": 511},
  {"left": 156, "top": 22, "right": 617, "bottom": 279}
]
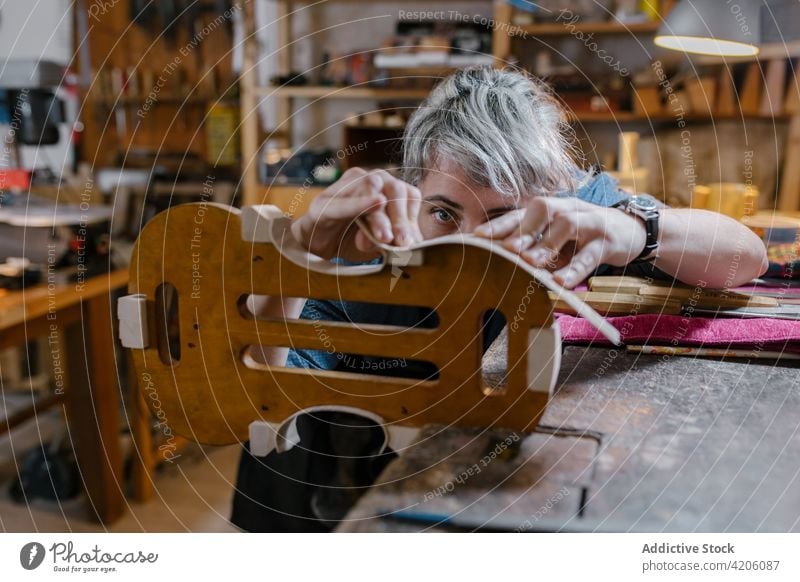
[{"left": 417, "top": 158, "right": 519, "bottom": 240}]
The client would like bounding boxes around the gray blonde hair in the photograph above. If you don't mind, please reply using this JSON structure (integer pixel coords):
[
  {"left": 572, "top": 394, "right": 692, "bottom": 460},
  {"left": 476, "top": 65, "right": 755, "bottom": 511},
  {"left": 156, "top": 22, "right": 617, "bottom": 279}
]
[{"left": 402, "top": 66, "right": 582, "bottom": 201}]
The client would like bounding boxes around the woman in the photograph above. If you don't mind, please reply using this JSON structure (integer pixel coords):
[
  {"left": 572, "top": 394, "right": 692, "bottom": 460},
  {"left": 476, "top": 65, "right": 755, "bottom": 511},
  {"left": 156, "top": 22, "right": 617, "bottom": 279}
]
[{"left": 230, "top": 66, "right": 767, "bottom": 532}]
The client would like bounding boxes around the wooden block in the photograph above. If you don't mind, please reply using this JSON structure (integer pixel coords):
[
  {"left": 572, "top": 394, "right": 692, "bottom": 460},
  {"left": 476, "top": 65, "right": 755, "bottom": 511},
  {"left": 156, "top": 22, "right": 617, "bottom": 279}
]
[
  {"left": 548, "top": 291, "right": 683, "bottom": 316},
  {"left": 717, "top": 68, "right": 738, "bottom": 116},
  {"left": 674, "top": 90, "right": 693, "bottom": 114},
  {"left": 760, "top": 59, "right": 788, "bottom": 116},
  {"left": 588, "top": 276, "right": 673, "bottom": 294},
  {"left": 633, "top": 86, "right": 663, "bottom": 116},
  {"left": 740, "top": 62, "right": 763, "bottom": 115},
  {"left": 637, "top": 285, "right": 778, "bottom": 308},
  {"left": 784, "top": 59, "right": 800, "bottom": 115},
  {"left": 686, "top": 77, "right": 717, "bottom": 115},
  {"left": 778, "top": 115, "right": 800, "bottom": 212}
]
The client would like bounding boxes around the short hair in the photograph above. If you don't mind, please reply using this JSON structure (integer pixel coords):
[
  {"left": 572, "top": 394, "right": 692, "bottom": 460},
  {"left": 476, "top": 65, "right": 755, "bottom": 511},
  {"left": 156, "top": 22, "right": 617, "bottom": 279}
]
[{"left": 402, "top": 66, "right": 581, "bottom": 202}]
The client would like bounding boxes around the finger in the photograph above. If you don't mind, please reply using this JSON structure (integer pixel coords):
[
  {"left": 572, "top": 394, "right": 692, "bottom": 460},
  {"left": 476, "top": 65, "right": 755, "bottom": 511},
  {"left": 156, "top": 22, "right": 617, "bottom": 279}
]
[
  {"left": 376, "top": 171, "right": 414, "bottom": 246},
  {"left": 553, "top": 239, "right": 605, "bottom": 288},
  {"left": 310, "top": 167, "right": 374, "bottom": 222},
  {"left": 344, "top": 171, "right": 394, "bottom": 243},
  {"left": 501, "top": 198, "right": 556, "bottom": 252},
  {"left": 526, "top": 215, "right": 578, "bottom": 267},
  {"left": 316, "top": 190, "right": 386, "bottom": 221},
  {"left": 517, "top": 197, "right": 555, "bottom": 239},
  {"left": 473, "top": 208, "right": 525, "bottom": 239},
  {"left": 353, "top": 229, "right": 379, "bottom": 253},
  {"left": 518, "top": 196, "right": 585, "bottom": 236},
  {"left": 328, "top": 167, "right": 367, "bottom": 197},
  {"left": 405, "top": 184, "right": 423, "bottom": 244},
  {"left": 363, "top": 207, "right": 393, "bottom": 244},
  {"left": 502, "top": 232, "right": 539, "bottom": 253}
]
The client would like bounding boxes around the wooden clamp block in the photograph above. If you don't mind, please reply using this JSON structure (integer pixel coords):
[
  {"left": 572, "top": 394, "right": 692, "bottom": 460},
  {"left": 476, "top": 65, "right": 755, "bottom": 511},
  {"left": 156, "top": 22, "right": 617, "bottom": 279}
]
[
  {"left": 119, "top": 203, "right": 618, "bottom": 457},
  {"left": 117, "top": 294, "right": 149, "bottom": 349}
]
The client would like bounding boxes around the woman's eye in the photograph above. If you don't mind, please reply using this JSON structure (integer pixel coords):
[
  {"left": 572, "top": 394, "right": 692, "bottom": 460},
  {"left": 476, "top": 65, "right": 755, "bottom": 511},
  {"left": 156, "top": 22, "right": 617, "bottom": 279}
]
[{"left": 432, "top": 208, "right": 455, "bottom": 224}]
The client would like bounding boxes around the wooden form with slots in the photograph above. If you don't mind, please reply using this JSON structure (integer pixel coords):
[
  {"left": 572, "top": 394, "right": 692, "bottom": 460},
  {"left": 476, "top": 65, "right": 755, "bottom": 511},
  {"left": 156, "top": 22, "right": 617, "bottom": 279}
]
[{"left": 117, "top": 203, "right": 619, "bottom": 457}]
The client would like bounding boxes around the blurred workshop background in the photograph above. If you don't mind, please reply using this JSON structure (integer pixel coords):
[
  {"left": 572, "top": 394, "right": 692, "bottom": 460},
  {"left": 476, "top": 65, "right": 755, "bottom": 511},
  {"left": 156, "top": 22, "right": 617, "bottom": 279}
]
[{"left": 1, "top": 0, "right": 799, "bottom": 531}]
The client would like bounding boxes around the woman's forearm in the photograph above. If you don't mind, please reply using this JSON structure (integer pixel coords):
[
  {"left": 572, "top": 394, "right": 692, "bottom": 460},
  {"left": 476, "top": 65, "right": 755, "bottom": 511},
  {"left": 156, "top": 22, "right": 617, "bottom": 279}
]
[
  {"left": 653, "top": 209, "right": 768, "bottom": 288},
  {"left": 247, "top": 295, "right": 307, "bottom": 366}
]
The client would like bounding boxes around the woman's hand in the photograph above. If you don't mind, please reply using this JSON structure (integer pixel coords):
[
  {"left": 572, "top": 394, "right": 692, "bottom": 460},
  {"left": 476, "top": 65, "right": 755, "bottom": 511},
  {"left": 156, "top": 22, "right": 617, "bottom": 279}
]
[
  {"left": 473, "top": 196, "right": 646, "bottom": 288},
  {"left": 290, "top": 168, "right": 423, "bottom": 260}
]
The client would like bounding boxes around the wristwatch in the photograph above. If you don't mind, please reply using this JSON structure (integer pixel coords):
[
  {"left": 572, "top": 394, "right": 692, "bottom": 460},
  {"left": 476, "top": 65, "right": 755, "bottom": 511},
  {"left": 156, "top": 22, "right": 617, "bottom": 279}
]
[{"left": 613, "top": 195, "right": 660, "bottom": 262}]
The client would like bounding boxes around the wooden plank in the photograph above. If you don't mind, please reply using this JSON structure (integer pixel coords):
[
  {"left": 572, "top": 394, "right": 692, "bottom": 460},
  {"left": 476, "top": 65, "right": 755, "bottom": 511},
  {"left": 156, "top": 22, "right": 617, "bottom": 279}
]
[
  {"left": 0, "top": 271, "right": 128, "bottom": 522},
  {"left": 253, "top": 85, "right": 431, "bottom": 99},
  {"left": 588, "top": 275, "right": 674, "bottom": 294},
  {"left": 262, "top": 184, "right": 324, "bottom": 215},
  {"left": 739, "top": 62, "right": 763, "bottom": 115},
  {"left": 716, "top": 67, "right": 738, "bottom": 116},
  {"left": 128, "top": 353, "right": 154, "bottom": 502},
  {"left": 238, "top": 0, "right": 261, "bottom": 207},
  {"left": 275, "top": 0, "right": 293, "bottom": 149},
  {"left": 492, "top": 1, "right": 513, "bottom": 67},
  {"left": 548, "top": 291, "right": 682, "bottom": 316},
  {"left": 760, "top": 59, "right": 788, "bottom": 116},
  {"left": 784, "top": 60, "right": 800, "bottom": 114},
  {"left": 520, "top": 21, "right": 660, "bottom": 36},
  {"left": 65, "top": 293, "right": 124, "bottom": 524},
  {"left": 0, "top": 270, "right": 128, "bottom": 332},
  {"left": 778, "top": 115, "right": 800, "bottom": 212}
]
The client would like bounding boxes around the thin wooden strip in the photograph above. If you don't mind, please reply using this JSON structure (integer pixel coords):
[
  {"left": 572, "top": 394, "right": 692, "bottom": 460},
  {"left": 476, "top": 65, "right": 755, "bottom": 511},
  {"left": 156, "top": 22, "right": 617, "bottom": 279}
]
[
  {"left": 637, "top": 285, "right": 778, "bottom": 308},
  {"left": 548, "top": 291, "right": 683, "bottom": 316},
  {"left": 588, "top": 275, "right": 675, "bottom": 294}
]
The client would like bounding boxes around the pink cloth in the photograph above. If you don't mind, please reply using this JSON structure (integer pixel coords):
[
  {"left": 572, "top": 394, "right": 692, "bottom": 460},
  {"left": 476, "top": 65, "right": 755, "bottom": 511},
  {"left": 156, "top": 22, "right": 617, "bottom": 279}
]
[{"left": 557, "top": 313, "right": 800, "bottom": 353}]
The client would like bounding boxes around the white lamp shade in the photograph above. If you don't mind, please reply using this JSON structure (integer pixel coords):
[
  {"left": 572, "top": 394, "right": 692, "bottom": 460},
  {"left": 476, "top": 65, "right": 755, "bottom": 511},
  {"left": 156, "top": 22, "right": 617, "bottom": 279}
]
[{"left": 655, "top": 0, "right": 761, "bottom": 57}]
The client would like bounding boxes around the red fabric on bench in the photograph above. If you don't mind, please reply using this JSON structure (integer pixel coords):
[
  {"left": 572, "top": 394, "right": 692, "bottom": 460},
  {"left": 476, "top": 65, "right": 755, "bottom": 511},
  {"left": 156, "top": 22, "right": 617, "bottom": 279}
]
[{"left": 557, "top": 313, "right": 800, "bottom": 353}]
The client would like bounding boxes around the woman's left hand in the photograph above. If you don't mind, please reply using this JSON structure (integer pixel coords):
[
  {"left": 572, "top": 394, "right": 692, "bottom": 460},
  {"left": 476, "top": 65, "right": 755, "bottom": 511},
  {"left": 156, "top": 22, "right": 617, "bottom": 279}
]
[{"left": 473, "top": 196, "right": 647, "bottom": 288}]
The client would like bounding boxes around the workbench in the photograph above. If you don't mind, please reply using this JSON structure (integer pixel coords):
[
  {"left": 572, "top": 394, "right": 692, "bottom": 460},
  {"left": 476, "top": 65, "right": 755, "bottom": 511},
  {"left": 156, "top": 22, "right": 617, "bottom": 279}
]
[
  {"left": 0, "top": 269, "right": 128, "bottom": 524},
  {"left": 338, "top": 345, "right": 800, "bottom": 532}
]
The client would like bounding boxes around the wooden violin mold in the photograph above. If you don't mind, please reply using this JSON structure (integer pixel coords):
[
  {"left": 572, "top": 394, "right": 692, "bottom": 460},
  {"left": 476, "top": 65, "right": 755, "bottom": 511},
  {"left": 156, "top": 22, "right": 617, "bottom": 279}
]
[{"left": 119, "top": 203, "right": 618, "bottom": 455}]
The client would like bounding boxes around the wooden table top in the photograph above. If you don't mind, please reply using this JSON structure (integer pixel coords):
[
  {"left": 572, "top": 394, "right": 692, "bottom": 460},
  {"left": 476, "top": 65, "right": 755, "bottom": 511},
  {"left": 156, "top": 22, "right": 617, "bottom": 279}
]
[
  {"left": 339, "top": 345, "right": 800, "bottom": 532},
  {"left": 0, "top": 268, "right": 128, "bottom": 331}
]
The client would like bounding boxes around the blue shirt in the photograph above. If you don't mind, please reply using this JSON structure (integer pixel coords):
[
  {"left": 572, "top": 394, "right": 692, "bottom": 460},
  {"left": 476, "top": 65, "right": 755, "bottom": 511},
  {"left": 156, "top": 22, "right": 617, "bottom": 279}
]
[{"left": 287, "top": 170, "right": 632, "bottom": 372}]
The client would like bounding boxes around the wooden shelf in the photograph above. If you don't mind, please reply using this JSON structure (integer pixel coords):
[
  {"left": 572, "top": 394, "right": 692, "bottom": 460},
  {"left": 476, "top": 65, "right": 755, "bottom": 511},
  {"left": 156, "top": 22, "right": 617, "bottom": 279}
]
[
  {"left": 89, "top": 96, "right": 237, "bottom": 107},
  {"left": 343, "top": 113, "right": 788, "bottom": 130},
  {"left": 520, "top": 20, "right": 660, "bottom": 36},
  {"left": 569, "top": 111, "right": 789, "bottom": 122},
  {"left": 254, "top": 85, "right": 431, "bottom": 100},
  {"left": 258, "top": 184, "right": 326, "bottom": 215}
]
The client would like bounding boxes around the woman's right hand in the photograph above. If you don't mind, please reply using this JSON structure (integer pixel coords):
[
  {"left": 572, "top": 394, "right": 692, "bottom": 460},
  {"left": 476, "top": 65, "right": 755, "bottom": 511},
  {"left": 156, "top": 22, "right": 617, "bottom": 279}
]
[{"left": 289, "top": 167, "right": 424, "bottom": 260}]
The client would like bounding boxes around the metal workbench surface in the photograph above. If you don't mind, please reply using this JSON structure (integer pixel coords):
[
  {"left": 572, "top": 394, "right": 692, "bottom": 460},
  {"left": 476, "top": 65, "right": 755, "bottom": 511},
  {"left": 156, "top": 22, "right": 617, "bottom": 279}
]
[{"left": 337, "top": 346, "right": 800, "bottom": 532}]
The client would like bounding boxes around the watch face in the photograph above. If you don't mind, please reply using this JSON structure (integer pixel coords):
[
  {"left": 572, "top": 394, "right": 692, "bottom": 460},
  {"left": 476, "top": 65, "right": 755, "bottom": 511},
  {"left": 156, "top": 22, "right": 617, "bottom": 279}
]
[{"left": 629, "top": 195, "right": 657, "bottom": 211}]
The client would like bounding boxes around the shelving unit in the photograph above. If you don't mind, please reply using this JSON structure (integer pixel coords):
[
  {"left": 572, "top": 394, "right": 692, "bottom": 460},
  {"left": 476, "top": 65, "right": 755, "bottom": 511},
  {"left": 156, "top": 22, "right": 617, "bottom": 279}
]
[
  {"left": 517, "top": 21, "right": 660, "bottom": 36},
  {"left": 254, "top": 85, "right": 433, "bottom": 99},
  {"left": 78, "top": 0, "right": 238, "bottom": 167},
  {"left": 236, "top": 0, "right": 791, "bottom": 209}
]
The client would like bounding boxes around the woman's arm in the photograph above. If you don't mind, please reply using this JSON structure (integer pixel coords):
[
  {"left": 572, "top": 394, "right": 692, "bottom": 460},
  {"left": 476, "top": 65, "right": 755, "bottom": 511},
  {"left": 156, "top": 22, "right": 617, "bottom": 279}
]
[
  {"left": 247, "top": 296, "right": 307, "bottom": 366},
  {"left": 474, "top": 197, "right": 768, "bottom": 289},
  {"left": 653, "top": 208, "right": 768, "bottom": 288}
]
